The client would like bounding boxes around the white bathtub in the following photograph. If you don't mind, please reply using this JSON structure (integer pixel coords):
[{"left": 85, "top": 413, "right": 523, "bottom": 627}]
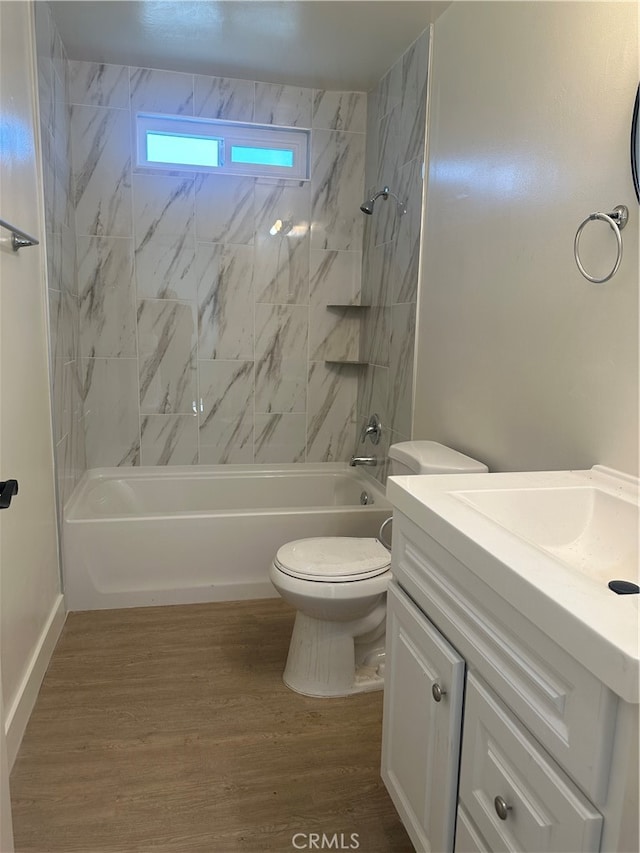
[{"left": 63, "top": 464, "right": 391, "bottom": 611}]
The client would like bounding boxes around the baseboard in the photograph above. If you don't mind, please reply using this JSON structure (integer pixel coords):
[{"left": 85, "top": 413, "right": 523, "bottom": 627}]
[{"left": 5, "top": 594, "right": 66, "bottom": 770}]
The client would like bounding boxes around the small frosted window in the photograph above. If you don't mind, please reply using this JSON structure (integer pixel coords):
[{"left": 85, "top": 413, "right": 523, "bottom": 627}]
[
  {"left": 136, "top": 112, "right": 309, "bottom": 179},
  {"left": 231, "top": 145, "right": 294, "bottom": 168},
  {"left": 146, "top": 132, "right": 221, "bottom": 168}
]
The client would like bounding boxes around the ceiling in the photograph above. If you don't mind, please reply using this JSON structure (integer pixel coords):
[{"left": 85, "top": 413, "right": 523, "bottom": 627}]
[{"left": 50, "top": 1, "right": 450, "bottom": 91}]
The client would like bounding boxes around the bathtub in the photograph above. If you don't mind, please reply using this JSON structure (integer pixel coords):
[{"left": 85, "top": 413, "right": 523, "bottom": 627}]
[{"left": 62, "top": 463, "right": 391, "bottom": 611}]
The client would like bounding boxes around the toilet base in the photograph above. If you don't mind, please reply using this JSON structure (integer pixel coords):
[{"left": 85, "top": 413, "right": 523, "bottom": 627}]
[
  {"left": 284, "top": 661, "right": 385, "bottom": 698},
  {"left": 352, "top": 663, "right": 385, "bottom": 694},
  {"left": 282, "top": 608, "right": 386, "bottom": 698}
]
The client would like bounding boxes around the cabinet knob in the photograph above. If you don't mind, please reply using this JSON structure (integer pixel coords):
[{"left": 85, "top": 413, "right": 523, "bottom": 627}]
[
  {"left": 494, "top": 796, "right": 512, "bottom": 821},
  {"left": 431, "top": 683, "right": 446, "bottom": 702}
]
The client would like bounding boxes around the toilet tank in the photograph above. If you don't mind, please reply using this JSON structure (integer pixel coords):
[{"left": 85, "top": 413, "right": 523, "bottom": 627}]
[{"left": 388, "top": 441, "right": 488, "bottom": 476}]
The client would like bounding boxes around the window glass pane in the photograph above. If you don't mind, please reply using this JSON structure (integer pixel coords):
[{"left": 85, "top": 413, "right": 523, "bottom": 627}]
[
  {"left": 231, "top": 145, "right": 294, "bottom": 168},
  {"left": 146, "top": 131, "right": 220, "bottom": 167},
  {"left": 137, "top": 113, "right": 309, "bottom": 178}
]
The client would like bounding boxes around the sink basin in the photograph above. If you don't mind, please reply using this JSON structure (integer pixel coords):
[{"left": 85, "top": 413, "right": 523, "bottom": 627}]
[
  {"left": 453, "top": 485, "right": 639, "bottom": 584},
  {"left": 386, "top": 464, "right": 640, "bottom": 702}
]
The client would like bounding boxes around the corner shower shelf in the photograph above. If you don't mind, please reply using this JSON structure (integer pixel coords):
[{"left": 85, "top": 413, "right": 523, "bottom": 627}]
[
  {"left": 326, "top": 303, "right": 370, "bottom": 309},
  {"left": 324, "top": 359, "right": 368, "bottom": 367}
]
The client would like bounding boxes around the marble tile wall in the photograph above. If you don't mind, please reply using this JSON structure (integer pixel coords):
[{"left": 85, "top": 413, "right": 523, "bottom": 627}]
[
  {"left": 64, "top": 60, "right": 366, "bottom": 466},
  {"left": 357, "top": 27, "right": 431, "bottom": 482},
  {"left": 35, "top": 3, "right": 87, "bottom": 508}
]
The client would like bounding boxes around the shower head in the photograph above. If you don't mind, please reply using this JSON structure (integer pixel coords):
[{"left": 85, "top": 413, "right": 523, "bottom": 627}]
[
  {"left": 359, "top": 186, "right": 406, "bottom": 216},
  {"left": 360, "top": 187, "right": 387, "bottom": 215}
]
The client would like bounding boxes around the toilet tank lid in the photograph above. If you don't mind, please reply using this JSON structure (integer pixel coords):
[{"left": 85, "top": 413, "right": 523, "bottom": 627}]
[{"left": 388, "top": 441, "right": 488, "bottom": 474}]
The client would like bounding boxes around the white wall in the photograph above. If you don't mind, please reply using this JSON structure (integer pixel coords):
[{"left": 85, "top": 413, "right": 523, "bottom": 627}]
[
  {"left": 0, "top": 0, "right": 64, "bottom": 768},
  {"left": 414, "top": 1, "right": 639, "bottom": 474}
]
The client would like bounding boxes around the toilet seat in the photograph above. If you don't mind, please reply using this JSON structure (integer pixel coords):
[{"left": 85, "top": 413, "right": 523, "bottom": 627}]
[{"left": 274, "top": 537, "right": 390, "bottom": 582}]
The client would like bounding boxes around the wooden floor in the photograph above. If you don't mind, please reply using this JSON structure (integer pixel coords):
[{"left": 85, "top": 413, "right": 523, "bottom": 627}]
[{"left": 10, "top": 599, "right": 412, "bottom": 853}]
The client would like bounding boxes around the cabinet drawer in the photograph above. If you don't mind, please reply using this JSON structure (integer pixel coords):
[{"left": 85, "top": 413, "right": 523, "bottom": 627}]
[
  {"left": 459, "top": 674, "right": 603, "bottom": 853},
  {"left": 392, "top": 513, "right": 617, "bottom": 802}
]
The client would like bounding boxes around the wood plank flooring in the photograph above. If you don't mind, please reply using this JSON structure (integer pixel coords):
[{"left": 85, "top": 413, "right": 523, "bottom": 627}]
[{"left": 10, "top": 599, "right": 412, "bottom": 852}]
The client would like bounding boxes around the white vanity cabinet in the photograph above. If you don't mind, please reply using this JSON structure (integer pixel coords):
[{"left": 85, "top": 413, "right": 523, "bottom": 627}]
[{"left": 381, "top": 510, "right": 639, "bottom": 853}]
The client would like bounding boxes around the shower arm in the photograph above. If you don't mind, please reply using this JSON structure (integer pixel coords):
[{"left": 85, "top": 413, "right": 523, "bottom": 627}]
[{"left": 379, "top": 187, "right": 406, "bottom": 213}]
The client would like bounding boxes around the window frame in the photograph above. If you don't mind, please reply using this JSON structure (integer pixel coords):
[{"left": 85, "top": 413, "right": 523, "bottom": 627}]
[{"left": 135, "top": 112, "right": 310, "bottom": 180}]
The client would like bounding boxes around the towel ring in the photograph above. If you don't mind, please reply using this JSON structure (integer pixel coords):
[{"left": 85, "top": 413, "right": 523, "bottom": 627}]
[{"left": 574, "top": 205, "right": 628, "bottom": 284}]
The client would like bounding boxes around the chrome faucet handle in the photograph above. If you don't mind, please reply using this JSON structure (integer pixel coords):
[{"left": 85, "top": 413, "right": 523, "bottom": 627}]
[{"left": 360, "top": 413, "right": 382, "bottom": 445}]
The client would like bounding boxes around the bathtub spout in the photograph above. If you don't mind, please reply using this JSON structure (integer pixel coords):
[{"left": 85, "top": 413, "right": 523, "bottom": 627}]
[{"left": 350, "top": 455, "right": 378, "bottom": 467}]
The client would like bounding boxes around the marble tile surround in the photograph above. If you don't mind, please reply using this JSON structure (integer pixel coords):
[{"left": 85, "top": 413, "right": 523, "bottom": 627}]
[
  {"left": 64, "top": 58, "right": 367, "bottom": 465},
  {"left": 36, "top": 3, "right": 87, "bottom": 508},
  {"left": 357, "top": 28, "right": 431, "bottom": 483},
  {"left": 38, "top": 15, "right": 433, "bottom": 476}
]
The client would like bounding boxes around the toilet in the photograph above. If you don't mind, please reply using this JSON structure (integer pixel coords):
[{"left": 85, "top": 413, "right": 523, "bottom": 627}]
[{"left": 269, "top": 441, "right": 488, "bottom": 697}]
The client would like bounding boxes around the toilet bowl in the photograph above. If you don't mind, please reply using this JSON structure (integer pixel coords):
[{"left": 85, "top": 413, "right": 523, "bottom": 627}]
[
  {"left": 269, "top": 537, "right": 391, "bottom": 697},
  {"left": 270, "top": 441, "right": 487, "bottom": 697}
]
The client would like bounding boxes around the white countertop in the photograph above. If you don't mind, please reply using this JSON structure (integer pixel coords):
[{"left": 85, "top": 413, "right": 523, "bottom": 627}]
[{"left": 387, "top": 466, "right": 639, "bottom": 704}]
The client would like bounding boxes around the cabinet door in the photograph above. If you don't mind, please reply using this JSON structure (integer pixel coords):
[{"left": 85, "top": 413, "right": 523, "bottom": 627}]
[
  {"left": 459, "top": 673, "right": 603, "bottom": 853},
  {"left": 382, "top": 582, "right": 465, "bottom": 853},
  {"left": 455, "top": 806, "right": 491, "bottom": 853}
]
